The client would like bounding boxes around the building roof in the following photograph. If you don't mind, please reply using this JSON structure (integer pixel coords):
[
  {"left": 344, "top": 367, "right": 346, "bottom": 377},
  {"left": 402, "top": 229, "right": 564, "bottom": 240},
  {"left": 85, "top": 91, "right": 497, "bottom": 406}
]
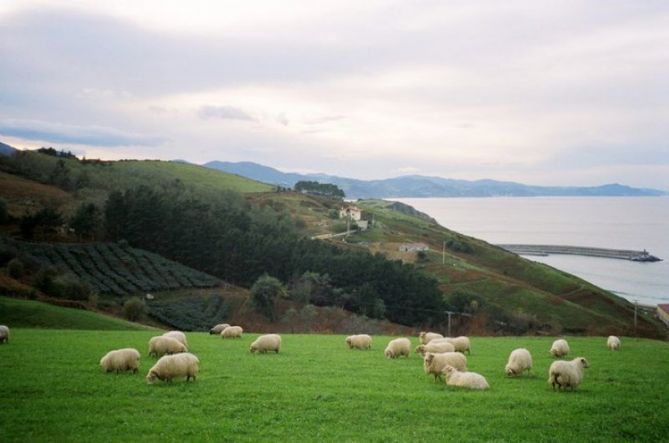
[{"left": 658, "top": 304, "right": 669, "bottom": 314}]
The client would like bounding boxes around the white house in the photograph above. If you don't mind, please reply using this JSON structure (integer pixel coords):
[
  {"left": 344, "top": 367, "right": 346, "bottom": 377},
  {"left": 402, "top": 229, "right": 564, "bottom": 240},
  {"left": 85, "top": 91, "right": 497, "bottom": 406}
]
[{"left": 339, "top": 205, "right": 362, "bottom": 221}]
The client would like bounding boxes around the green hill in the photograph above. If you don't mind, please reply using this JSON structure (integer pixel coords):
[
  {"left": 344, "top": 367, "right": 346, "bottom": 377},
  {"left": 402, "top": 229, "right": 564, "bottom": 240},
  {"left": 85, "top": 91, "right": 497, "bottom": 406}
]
[
  {"left": 0, "top": 296, "right": 154, "bottom": 330},
  {"left": 0, "top": 150, "right": 665, "bottom": 338}
]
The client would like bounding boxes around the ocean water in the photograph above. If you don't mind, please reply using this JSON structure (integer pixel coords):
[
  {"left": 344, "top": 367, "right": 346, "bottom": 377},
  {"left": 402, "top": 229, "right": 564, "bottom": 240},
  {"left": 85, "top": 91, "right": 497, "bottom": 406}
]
[{"left": 395, "top": 197, "right": 669, "bottom": 306}]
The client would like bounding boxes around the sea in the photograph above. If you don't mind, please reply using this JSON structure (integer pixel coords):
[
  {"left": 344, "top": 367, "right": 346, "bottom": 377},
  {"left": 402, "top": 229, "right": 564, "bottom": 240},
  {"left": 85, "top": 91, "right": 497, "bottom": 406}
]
[{"left": 394, "top": 197, "right": 669, "bottom": 307}]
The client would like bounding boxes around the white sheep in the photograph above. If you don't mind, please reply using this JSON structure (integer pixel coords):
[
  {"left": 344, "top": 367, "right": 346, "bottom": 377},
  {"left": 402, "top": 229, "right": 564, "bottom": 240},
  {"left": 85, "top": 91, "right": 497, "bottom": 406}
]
[
  {"left": 443, "top": 336, "right": 471, "bottom": 355},
  {"left": 221, "top": 325, "right": 243, "bottom": 339},
  {"left": 250, "top": 334, "right": 282, "bottom": 353},
  {"left": 163, "top": 330, "right": 188, "bottom": 348},
  {"left": 209, "top": 323, "right": 231, "bottom": 335},
  {"left": 505, "top": 348, "right": 533, "bottom": 377},
  {"left": 100, "top": 348, "right": 141, "bottom": 373},
  {"left": 0, "top": 325, "right": 9, "bottom": 344},
  {"left": 415, "top": 341, "right": 455, "bottom": 356},
  {"left": 442, "top": 365, "right": 490, "bottom": 390},
  {"left": 146, "top": 352, "right": 199, "bottom": 384},
  {"left": 148, "top": 336, "right": 188, "bottom": 357},
  {"left": 423, "top": 352, "right": 468, "bottom": 381},
  {"left": 607, "top": 335, "right": 621, "bottom": 351},
  {"left": 384, "top": 338, "right": 411, "bottom": 358},
  {"left": 345, "top": 334, "right": 372, "bottom": 350},
  {"left": 550, "top": 339, "right": 570, "bottom": 358},
  {"left": 548, "top": 357, "right": 589, "bottom": 391},
  {"left": 419, "top": 331, "right": 444, "bottom": 344}
]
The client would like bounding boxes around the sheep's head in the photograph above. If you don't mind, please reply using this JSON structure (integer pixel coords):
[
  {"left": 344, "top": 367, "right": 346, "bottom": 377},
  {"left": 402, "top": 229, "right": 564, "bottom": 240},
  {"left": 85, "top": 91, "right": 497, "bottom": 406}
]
[
  {"left": 146, "top": 371, "right": 158, "bottom": 384},
  {"left": 442, "top": 365, "right": 456, "bottom": 378},
  {"left": 384, "top": 348, "right": 392, "bottom": 358},
  {"left": 505, "top": 365, "right": 516, "bottom": 377},
  {"left": 345, "top": 337, "right": 352, "bottom": 347},
  {"left": 424, "top": 353, "right": 434, "bottom": 365},
  {"left": 249, "top": 344, "right": 257, "bottom": 353},
  {"left": 419, "top": 332, "right": 427, "bottom": 340},
  {"left": 578, "top": 357, "right": 590, "bottom": 369},
  {"left": 415, "top": 345, "right": 425, "bottom": 355}
]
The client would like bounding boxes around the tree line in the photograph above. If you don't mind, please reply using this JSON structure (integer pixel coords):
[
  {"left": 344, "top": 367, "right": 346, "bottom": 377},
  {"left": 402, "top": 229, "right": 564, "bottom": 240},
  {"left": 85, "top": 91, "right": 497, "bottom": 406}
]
[{"left": 103, "top": 185, "right": 447, "bottom": 326}]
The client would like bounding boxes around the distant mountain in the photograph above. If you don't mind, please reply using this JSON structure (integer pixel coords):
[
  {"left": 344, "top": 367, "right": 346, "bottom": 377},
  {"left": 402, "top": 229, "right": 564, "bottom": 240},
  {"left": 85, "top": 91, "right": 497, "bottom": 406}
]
[
  {"left": 0, "top": 141, "right": 18, "bottom": 156},
  {"left": 204, "top": 161, "right": 667, "bottom": 198}
]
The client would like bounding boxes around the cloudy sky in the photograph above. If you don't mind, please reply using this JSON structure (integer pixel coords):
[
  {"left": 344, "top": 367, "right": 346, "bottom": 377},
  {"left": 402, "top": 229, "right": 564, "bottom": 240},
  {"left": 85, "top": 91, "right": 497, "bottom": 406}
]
[{"left": 1, "top": 1, "right": 668, "bottom": 189}]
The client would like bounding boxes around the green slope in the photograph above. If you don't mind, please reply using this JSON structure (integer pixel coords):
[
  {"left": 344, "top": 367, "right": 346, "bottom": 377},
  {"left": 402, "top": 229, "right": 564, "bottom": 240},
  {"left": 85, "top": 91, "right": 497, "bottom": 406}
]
[{"left": 0, "top": 296, "right": 154, "bottom": 330}]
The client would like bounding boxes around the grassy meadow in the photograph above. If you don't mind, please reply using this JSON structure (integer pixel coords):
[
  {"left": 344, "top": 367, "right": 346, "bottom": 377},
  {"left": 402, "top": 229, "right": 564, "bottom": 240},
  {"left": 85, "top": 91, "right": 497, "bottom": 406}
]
[{"left": 1, "top": 329, "right": 668, "bottom": 442}]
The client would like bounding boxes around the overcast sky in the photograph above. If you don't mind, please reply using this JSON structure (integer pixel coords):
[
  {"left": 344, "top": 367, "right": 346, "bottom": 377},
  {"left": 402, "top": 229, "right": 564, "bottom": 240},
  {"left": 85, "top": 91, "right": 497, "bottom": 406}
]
[{"left": 1, "top": 1, "right": 668, "bottom": 189}]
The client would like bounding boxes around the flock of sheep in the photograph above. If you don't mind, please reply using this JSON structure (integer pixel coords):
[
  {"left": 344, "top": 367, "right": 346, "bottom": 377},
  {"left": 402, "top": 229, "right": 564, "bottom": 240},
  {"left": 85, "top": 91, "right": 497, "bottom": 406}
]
[
  {"left": 98, "top": 323, "right": 281, "bottom": 383},
  {"left": 0, "top": 322, "right": 622, "bottom": 391},
  {"left": 347, "top": 330, "right": 622, "bottom": 391}
]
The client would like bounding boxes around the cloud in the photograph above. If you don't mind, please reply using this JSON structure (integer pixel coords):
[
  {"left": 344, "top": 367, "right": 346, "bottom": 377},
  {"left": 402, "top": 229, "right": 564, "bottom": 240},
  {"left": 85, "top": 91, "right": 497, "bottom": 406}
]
[
  {"left": 198, "top": 105, "right": 255, "bottom": 121},
  {"left": 0, "top": 119, "right": 164, "bottom": 147}
]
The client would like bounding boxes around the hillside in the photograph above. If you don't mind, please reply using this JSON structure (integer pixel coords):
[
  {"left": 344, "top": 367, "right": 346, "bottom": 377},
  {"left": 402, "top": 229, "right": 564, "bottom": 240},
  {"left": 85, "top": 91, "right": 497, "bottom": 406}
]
[
  {"left": 204, "top": 160, "right": 667, "bottom": 198},
  {"left": 0, "top": 296, "right": 154, "bottom": 330},
  {"left": 0, "top": 151, "right": 665, "bottom": 337},
  {"left": 7, "top": 240, "right": 220, "bottom": 296}
]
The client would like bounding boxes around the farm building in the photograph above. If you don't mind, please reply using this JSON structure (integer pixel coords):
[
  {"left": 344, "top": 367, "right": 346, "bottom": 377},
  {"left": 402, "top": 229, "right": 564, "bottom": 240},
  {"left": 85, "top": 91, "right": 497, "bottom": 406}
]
[
  {"left": 657, "top": 304, "right": 669, "bottom": 327},
  {"left": 339, "top": 205, "right": 362, "bottom": 221},
  {"left": 399, "top": 242, "right": 429, "bottom": 252}
]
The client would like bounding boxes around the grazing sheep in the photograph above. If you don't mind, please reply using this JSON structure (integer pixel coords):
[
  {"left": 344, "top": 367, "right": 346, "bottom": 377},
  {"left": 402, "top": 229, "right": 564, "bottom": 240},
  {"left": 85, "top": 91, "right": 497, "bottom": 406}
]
[
  {"left": 419, "top": 331, "right": 444, "bottom": 344},
  {"left": 148, "top": 336, "right": 187, "bottom": 357},
  {"left": 505, "top": 348, "right": 533, "bottom": 377},
  {"left": 163, "top": 331, "right": 188, "bottom": 348},
  {"left": 550, "top": 339, "right": 570, "bottom": 358},
  {"left": 443, "top": 336, "right": 471, "bottom": 355},
  {"left": 221, "top": 326, "right": 243, "bottom": 338},
  {"left": 415, "top": 341, "right": 455, "bottom": 356},
  {"left": 442, "top": 365, "right": 490, "bottom": 390},
  {"left": 345, "top": 334, "right": 372, "bottom": 350},
  {"left": 209, "top": 323, "right": 231, "bottom": 335},
  {"left": 384, "top": 338, "right": 411, "bottom": 358},
  {"left": 423, "top": 352, "right": 468, "bottom": 381},
  {"left": 146, "top": 353, "right": 199, "bottom": 384},
  {"left": 548, "top": 357, "right": 589, "bottom": 391},
  {"left": 0, "top": 325, "right": 9, "bottom": 344},
  {"left": 607, "top": 335, "right": 621, "bottom": 351},
  {"left": 100, "top": 348, "right": 141, "bottom": 373},
  {"left": 250, "top": 334, "right": 282, "bottom": 353}
]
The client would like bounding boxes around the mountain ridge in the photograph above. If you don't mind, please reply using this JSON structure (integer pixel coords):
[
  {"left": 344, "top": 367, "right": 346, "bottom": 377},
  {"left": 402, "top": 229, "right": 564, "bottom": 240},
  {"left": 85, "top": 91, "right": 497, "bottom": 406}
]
[{"left": 204, "top": 160, "right": 667, "bottom": 198}]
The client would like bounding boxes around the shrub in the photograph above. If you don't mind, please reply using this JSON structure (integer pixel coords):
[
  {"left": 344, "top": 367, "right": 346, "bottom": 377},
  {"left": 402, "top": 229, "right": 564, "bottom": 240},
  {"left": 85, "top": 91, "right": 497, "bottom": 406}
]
[
  {"left": 123, "top": 297, "right": 146, "bottom": 321},
  {"left": 250, "top": 274, "right": 284, "bottom": 321},
  {"left": 51, "top": 273, "right": 91, "bottom": 301}
]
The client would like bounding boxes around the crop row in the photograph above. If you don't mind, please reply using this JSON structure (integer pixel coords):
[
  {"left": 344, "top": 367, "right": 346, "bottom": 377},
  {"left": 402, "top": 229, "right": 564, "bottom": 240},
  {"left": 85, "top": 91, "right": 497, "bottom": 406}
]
[
  {"left": 14, "top": 241, "right": 220, "bottom": 296},
  {"left": 147, "top": 295, "right": 230, "bottom": 331}
]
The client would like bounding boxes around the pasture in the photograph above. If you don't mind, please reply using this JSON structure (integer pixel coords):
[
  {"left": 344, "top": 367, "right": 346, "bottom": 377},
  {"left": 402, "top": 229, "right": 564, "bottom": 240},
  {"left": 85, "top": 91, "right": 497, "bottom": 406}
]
[{"left": 1, "top": 331, "right": 668, "bottom": 441}]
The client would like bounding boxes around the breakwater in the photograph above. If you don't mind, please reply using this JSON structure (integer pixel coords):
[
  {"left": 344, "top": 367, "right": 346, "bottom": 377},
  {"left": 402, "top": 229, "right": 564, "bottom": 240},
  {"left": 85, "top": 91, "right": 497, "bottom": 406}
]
[{"left": 497, "top": 244, "right": 661, "bottom": 262}]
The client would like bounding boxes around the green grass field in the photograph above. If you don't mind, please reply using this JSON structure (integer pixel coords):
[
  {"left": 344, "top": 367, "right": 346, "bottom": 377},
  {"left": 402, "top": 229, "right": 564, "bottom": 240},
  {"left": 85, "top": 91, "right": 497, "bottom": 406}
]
[
  {"left": 0, "top": 297, "right": 154, "bottom": 330},
  {"left": 1, "top": 330, "right": 667, "bottom": 442}
]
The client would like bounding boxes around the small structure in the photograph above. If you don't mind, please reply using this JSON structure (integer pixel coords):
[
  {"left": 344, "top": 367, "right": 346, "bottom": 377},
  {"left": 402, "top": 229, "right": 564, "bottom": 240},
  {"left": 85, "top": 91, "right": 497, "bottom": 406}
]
[
  {"left": 657, "top": 304, "right": 669, "bottom": 327},
  {"left": 399, "top": 242, "right": 429, "bottom": 252},
  {"left": 339, "top": 205, "right": 362, "bottom": 221}
]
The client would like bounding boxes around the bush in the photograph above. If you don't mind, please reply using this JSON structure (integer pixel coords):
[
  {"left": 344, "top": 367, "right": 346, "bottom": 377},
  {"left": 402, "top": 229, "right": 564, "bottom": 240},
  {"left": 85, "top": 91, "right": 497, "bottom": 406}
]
[
  {"left": 51, "top": 273, "right": 91, "bottom": 301},
  {"left": 250, "top": 274, "right": 285, "bottom": 321},
  {"left": 7, "top": 258, "right": 24, "bottom": 279},
  {"left": 123, "top": 297, "right": 146, "bottom": 321}
]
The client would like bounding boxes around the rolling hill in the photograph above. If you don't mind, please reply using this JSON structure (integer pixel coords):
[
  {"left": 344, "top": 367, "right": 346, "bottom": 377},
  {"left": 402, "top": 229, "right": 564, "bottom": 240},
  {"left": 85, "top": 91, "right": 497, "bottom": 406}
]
[
  {"left": 0, "top": 149, "right": 665, "bottom": 337},
  {"left": 205, "top": 160, "right": 667, "bottom": 198}
]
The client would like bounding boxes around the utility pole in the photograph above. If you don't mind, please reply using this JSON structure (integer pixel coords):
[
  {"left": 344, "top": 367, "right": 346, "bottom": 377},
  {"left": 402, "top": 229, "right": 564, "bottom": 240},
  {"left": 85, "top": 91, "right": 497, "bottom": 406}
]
[
  {"left": 442, "top": 240, "right": 446, "bottom": 265},
  {"left": 634, "top": 299, "right": 638, "bottom": 336}
]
